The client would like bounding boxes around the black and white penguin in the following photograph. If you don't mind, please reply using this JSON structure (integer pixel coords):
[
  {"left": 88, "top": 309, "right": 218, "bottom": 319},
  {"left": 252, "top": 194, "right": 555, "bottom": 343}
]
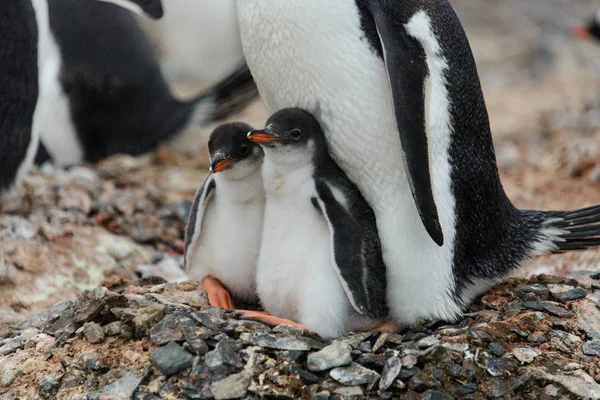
[
  {"left": 573, "top": 8, "right": 600, "bottom": 41},
  {"left": 236, "top": 1, "right": 600, "bottom": 326},
  {"left": 35, "top": 0, "right": 257, "bottom": 166},
  {"left": 184, "top": 122, "right": 264, "bottom": 309},
  {"left": 244, "top": 108, "right": 389, "bottom": 339},
  {"left": 0, "top": 0, "right": 162, "bottom": 200}
]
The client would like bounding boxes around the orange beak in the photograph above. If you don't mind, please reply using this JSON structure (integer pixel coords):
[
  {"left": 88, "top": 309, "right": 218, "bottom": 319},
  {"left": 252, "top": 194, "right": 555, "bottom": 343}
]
[
  {"left": 209, "top": 157, "right": 234, "bottom": 173},
  {"left": 247, "top": 129, "right": 283, "bottom": 144},
  {"left": 573, "top": 24, "right": 592, "bottom": 39}
]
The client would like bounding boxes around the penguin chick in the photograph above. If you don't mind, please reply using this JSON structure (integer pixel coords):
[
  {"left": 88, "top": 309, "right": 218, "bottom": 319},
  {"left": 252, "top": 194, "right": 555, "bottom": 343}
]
[
  {"left": 184, "top": 122, "right": 265, "bottom": 309},
  {"left": 573, "top": 8, "right": 600, "bottom": 41},
  {"left": 244, "top": 108, "right": 390, "bottom": 339}
]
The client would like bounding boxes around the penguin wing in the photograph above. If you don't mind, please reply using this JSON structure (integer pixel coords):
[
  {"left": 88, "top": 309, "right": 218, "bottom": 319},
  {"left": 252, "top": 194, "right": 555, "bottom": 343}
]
[
  {"left": 183, "top": 174, "right": 216, "bottom": 272},
  {"left": 369, "top": 2, "right": 444, "bottom": 247},
  {"left": 313, "top": 179, "right": 379, "bottom": 316}
]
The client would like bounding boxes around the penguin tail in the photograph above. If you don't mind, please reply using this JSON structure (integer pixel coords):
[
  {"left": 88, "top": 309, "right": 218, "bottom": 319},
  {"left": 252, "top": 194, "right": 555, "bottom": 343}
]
[
  {"left": 533, "top": 204, "right": 600, "bottom": 254},
  {"left": 187, "top": 63, "right": 258, "bottom": 126}
]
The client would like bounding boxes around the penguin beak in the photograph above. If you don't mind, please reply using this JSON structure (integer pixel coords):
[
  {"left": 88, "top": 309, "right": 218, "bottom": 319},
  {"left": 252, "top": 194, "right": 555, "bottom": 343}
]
[
  {"left": 209, "top": 156, "right": 235, "bottom": 173},
  {"left": 573, "top": 24, "right": 592, "bottom": 39},
  {"left": 247, "top": 129, "right": 283, "bottom": 144}
]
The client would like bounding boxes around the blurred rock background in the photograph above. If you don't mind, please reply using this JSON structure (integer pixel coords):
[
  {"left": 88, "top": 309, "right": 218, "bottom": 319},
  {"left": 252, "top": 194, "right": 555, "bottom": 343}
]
[{"left": 1, "top": 0, "right": 600, "bottom": 324}]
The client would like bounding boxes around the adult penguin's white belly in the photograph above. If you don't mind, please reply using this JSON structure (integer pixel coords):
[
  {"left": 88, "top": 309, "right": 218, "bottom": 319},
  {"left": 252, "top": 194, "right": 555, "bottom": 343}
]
[{"left": 236, "top": 0, "right": 458, "bottom": 324}]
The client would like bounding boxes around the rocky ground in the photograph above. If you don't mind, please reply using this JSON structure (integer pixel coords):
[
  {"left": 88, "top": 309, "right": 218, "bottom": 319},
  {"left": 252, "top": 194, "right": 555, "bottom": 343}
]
[{"left": 3, "top": 1, "right": 600, "bottom": 399}]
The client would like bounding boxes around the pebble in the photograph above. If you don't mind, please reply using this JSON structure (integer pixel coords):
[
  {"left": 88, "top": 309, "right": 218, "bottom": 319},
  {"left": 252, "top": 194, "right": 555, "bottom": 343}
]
[
  {"left": 243, "top": 331, "right": 323, "bottom": 351},
  {"left": 83, "top": 322, "right": 105, "bottom": 344},
  {"left": 312, "top": 391, "right": 331, "bottom": 400},
  {"left": 39, "top": 375, "right": 58, "bottom": 393},
  {"left": 330, "top": 362, "right": 380, "bottom": 387},
  {"left": 488, "top": 342, "right": 505, "bottom": 357},
  {"left": 333, "top": 386, "right": 364, "bottom": 398},
  {"left": 456, "top": 383, "right": 477, "bottom": 396},
  {"left": 416, "top": 336, "right": 440, "bottom": 349},
  {"left": 149, "top": 314, "right": 185, "bottom": 345},
  {"left": 307, "top": 342, "right": 352, "bottom": 372},
  {"left": 401, "top": 354, "right": 418, "bottom": 369},
  {"left": 150, "top": 342, "right": 194, "bottom": 376},
  {"left": 379, "top": 357, "right": 402, "bottom": 391},
  {"left": 205, "top": 340, "right": 243, "bottom": 371},
  {"left": 512, "top": 347, "right": 542, "bottom": 364},
  {"left": 421, "top": 390, "right": 455, "bottom": 400},
  {"left": 527, "top": 333, "right": 547, "bottom": 343},
  {"left": 516, "top": 284, "right": 549, "bottom": 301},
  {"left": 1, "top": 361, "right": 22, "bottom": 387},
  {"left": 540, "top": 302, "right": 574, "bottom": 318},
  {"left": 543, "top": 384, "right": 560, "bottom": 396},
  {"left": 485, "top": 358, "right": 515, "bottom": 377},
  {"left": 210, "top": 370, "right": 252, "bottom": 400},
  {"left": 575, "top": 300, "right": 600, "bottom": 339},
  {"left": 490, "top": 373, "right": 532, "bottom": 398},
  {"left": 99, "top": 373, "right": 144, "bottom": 400},
  {"left": 103, "top": 321, "right": 130, "bottom": 337},
  {"left": 547, "top": 284, "right": 588, "bottom": 302},
  {"left": 582, "top": 339, "right": 600, "bottom": 356},
  {"left": 191, "top": 311, "right": 226, "bottom": 330}
]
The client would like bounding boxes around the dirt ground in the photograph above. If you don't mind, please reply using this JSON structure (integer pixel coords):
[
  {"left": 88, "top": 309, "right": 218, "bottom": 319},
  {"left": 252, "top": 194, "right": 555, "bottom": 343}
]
[{"left": 2, "top": 1, "right": 600, "bottom": 325}]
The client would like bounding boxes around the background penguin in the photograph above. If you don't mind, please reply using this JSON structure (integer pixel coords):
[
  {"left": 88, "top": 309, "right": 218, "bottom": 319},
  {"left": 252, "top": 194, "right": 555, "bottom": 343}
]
[
  {"left": 236, "top": 0, "right": 600, "bottom": 326},
  {"left": 184, "top": 122, "right": 264, "bottom": 309},
  {"left": 244, "top": 108, "right": 389, "bottom": 339},
  {"left": 573, "top": 8, "right": 600, "bottom": 41},
  {"left": 0, "top": 0, "right": 162, "bottom": 201},
  {"left": 34, "top": 0, "right": 257, "bottom": 166}
]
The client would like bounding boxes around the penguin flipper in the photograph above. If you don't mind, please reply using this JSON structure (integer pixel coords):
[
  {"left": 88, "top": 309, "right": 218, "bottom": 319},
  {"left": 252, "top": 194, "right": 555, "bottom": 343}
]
[
  {"left": 313, "top": 180, "right": 382, "bottom": 316},
  {"left": 183, "top": 174, "right": 216, "bottom": 272},
  {"left": 370, "top": 3, "right": 444, "bottom": 247}
]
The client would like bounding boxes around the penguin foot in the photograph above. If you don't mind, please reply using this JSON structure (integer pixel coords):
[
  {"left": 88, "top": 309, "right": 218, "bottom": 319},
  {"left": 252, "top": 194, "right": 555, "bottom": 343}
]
[
  {"left": 365, "top": 320, "right": 402, "bottom": 334},
  {"left": 201, "top": 276, "right": 235, "bottom": 309},
  {"left": 239, "top": 310, "right": 307, "bottom": 330}
]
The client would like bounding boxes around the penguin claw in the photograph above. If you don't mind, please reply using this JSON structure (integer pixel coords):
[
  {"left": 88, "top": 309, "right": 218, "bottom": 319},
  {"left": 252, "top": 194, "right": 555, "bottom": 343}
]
[
  {"left": 201, "top": 276, "right": 236, "bottom": 309},
  {"left": 239, "top": 310, "right": 307, "bottom": 330},
  {"left": 364, "top": 320, "right": 402, "bottom": 334}
]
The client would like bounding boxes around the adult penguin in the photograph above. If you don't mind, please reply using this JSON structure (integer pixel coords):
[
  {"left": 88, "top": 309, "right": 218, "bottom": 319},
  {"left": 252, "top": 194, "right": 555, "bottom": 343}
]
[
  {"left": 235, "top": 0, "right": 600, "bottom": 325},
  {"left": 0, "top": 0, "right": 162, "bottom": 200},
  {"left": 35, "top": 0, "right": 257, "bottom": 166}
]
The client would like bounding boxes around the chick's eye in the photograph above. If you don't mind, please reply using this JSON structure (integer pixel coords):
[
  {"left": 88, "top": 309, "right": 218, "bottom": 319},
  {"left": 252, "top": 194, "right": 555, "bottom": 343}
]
[
  {"left": 289, "top": 129, "right": 302, "bottom": 140},
  {"left": 240, "top": 145, "right": 249, "bottom": 156}
]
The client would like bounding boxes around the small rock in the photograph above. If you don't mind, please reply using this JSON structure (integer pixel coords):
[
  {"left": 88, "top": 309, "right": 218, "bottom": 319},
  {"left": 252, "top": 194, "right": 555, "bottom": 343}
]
[
  {"left": 112, "top": 304, "right": 167, "bottom": 338},
  {"left": 191, "top": 311, "right": 225, "bottom": 330},
  {"left": 205, "top": 340, "right": 243, "bottom": 371},
  {"left": 512, "top": 347, "right": 542, "bottom": 364},
  {"left": 150, "top": 314, "right": 184, "bottom": 345},
  {"left": 103, "top": 321, "right": 130, "bottom": 337},
  {"left": 183, "top": 339, "right": 209, "bottom": 356},
  {"left": 401, "top": 354, "right": 418, "bottom": 369},
  {"left": 18, "top": 300, "right": 73, "bottom": 329},
  {"left": 150, "top": 341, "right": 194, "bottom": 376},
  {"left": 421, "top": 390, "right": 455, "bottom": 400},
  {"left": 100, "top": 373, "right": 144, "bottom": 400},
  {"left": 380, "top": 357, "right": 402, "bottom": 391},
  {"left": 39, "top": 375, "right": 58, "bottom": 393},
  {"left": 403, "top": 331, "right": 428, "bottom": 343},
  {"left": 0, "top": 337, "right": 24, "bottom": 356},
  {"left": 488, "top": 343, "right": 505, "bottom": 357},
  {"left": 83, "top": 322, "right": 105, "bottom": 344},
  {"left": 527, "top": 333, "right": 547, "bottom": 343},
  {"left": 582, "top": 339, "right": 600, "bottom": 356},
  {"left": 441, "top": 342, "right": 468, "bottom": 353},
  {"left": 410, "top": 373, "right": 439, "bottom": 391},
  {"left": 548, "top": 284, "right": 588, "bottom": 302},
  {"left": 312, "top": 391, "right": 331, "bottom": 400},
  {"left": 354, "top": 353, "right": 387, "bottom": 369},
  {"left": 530, "top": 368, "right": 600, "bottom": 398},
  {"left": 575, "top": 300, "right": 600, "bottom": 339},
  {"left": 330, "top": 362, "right": 380, "bottom": 387},
  {"left": 210, "top": 370, "right": 252, "bottom": 400},
  {"left": 544, "top": 384, "right": 560, "bottom": 397},
  {"left": 416, "top": 336, "right": 440, "bottom": 349},
  {"left": 2, "top": 361, "right": 23, "bottom": 387},
  {"left": 516, "top": 284, "right": 549, "bottom": 301},
  {"left": 540, "top": 302, "right": 573, "bottom": 318},
  {"left": 398, "top": 367, "right": 419, "bottom": 380},
  {"left": 485, "top": 358, "right": 515, "bottom": 377},
  {"left": 456, "top": 383, "right": 477, "bottom": 396},
  {"left": 224, "top": 319, "right": 270, "bottom": 333},
  {"left": 522, "top": 301, "right": 545, "bottom": 311},
  {"left": 307, "top": 342, "right": 353, "bottom": 372},
  {"left": 243, "top": 331, "right": 323, "bottom": 351},
  {"left": 80, "top": 353, "right": 100, "bottom": 370},
  {"left": 285, "top": 364, "right": 319, "bottom": 385},
  {"left": 273, "top": 324, "right": 304, "bottom": 335},
  {"left": 372, "top": 332, "right": 388, "bottom": 353},
  {"left": 358, "top": 341, "right": 372, "bottom": 353},
  {"left": 491, "top": 373, "right": 532, "bottom": 398},
  {"left": 333, "top": 386, "right": 364, "bottom": 398}
]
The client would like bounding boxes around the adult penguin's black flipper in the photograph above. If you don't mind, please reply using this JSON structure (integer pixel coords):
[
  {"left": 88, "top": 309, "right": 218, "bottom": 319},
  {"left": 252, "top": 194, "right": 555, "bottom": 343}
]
[{"left": 370, "top": 1, "right": 444, "bottom": 246}]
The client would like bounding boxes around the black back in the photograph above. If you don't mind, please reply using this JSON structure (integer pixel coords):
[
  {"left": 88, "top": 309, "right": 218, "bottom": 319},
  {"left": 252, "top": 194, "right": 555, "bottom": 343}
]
[
  {"left": 0, "top": 2, "right": 38, "bottom": 193},
  {"left": 355, "top": 0, "right": 541, "bottom": 298},
  {"left": 48, "top": 0, "right": 192, "bottom": 162}
]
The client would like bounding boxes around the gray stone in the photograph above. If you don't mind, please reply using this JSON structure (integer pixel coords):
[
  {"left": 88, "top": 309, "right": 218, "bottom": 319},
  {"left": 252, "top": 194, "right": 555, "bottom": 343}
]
[
  {"left": 39, "top": 375, "right": 58, "bottom": 393},
  {"left": 312, "top": 391, "right": 331, "bottom": 400},
  {"left": 379, "top": 357, "right": 402, "bottom": 391},
  {"left": 18, "top": 300, "right": 73, "bottom": 329},
  {"left": 1, "top": 361, "right": 22, "bottom": 387},
  {"left": 111, "top": 304, "right": 167, "bottom": 338},
  {"left": 485, "top": 358, "right": 515, "bottom": 377},
  {"left": 243, "top": 331, "right": 323, "bottom": 351},
  {"left": 100, "top": 372, "right": 144, "bottom": 400},
  {"left": 332, "top": 332, "right": 373, "bottom": 349},
  {"left": 523, "top": 301, "right": 545, "bottom": 311},
  {"left": 540, "top": 302, "right": 574, "bottom": 318},
  {"left": 488, "top": 343, "right": 505, "bottom": 357},
  {"left": 103, "top": 321, "right": 130, "bottom": 337},
  {"left": 191, "top": 311, "right": 225, "bottom": 330},
  {"left": 582, "top": 339, "right": 600, "bottom": 356},
  {"left": 491, "top": 373, "right": 532, "bottom": 398},
  {"left": 543, "top": 384, "right": 560, "bottom": 396},
  {"left": 527, "top": 333, "right": 547, "bottom": 343},
  {"left": 183, "top": 338, "right": 209, "bottom": 356},
  {"left": 576, "top": 300, "right": 600, "bottom": 339},
  {"left": 441, "top": 342, "right": 468, "bottom": 353},
  {"left": 273, "top": 324, "right": 304, "bottom": 335},
  {"left": 150, "top": 342, "right": 194, "bottom": 376},
  {"left": 307, "top": 342, "right": 352, "bottom": 372},
  {"left": 333, "top": 386, "right": 364, "bottom": 397},
  {"left": 224, "top": 319, "right": 270, "bottom": 333},
  {"left": 401, "top": 354, "right": 418, "bottom": 369},
  {"left": 83, "top": 322, "right": 105, "bottom": 344},
  {"left": 205, "top": 340, "right": 243, "bottom": 371},
  {"left": 80, "top": 353, "right": 100, "bottom": 370},
  {"left": 0, "top": 337, "right": 24, "bottom": 356},
  {"left": 421, "top": 390, "right": 455, "bottom": 400},
  {"left": 516, "top": 284, "right": 549, "bottom": 301},
  {"left": 210, "top": 370, "right": 252, "bottom": 400},
  {"left": 149, "top": 314, "right": 184, "bottom": 345},
  {"left": 512, "top": 347, "right": 542, "bottom": 364},
  {"left": 416, "top": 336, "right": 440, "bottom": 349},
  {"left": 548, "top": 284, "right": 588, "bottom": 302},
  {"left": 330, "top": 362, "right": 380, "bottom": 387},
  {"left": 456, "top": 383, "right": 477, "bottom": 396},
  {"left": 530, "top": 368, "right": 600, "bottom": 399}
]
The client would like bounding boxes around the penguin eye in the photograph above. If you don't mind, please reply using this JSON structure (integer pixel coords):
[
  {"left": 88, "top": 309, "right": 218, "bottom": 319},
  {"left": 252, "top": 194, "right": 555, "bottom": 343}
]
[
  {"left": 289, "top": 129, "right": 302, "bottom": 141},
  {"left": 240, "top": 145, "right": 249, "bottom": 156}
]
